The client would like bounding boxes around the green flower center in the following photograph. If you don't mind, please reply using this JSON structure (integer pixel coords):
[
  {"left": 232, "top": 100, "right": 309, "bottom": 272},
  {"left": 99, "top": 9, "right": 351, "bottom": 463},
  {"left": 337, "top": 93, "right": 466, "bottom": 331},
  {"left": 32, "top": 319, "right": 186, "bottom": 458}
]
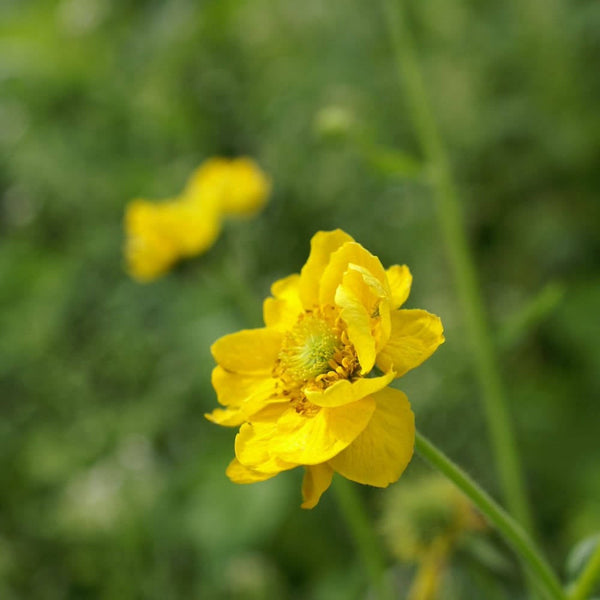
[{"left": 278, "top": 314, "right": 341, "bottom": 383}]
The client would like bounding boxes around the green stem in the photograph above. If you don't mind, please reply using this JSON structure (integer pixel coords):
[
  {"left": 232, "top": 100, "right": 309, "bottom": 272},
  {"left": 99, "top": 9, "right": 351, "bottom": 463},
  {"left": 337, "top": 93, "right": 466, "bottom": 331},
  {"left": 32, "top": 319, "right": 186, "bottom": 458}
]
[
  {"left": 381, "top": 0, "right": 534, "bottom": 535},
  {"left": 415, "top": 432, "right": 565, "bottom": 600},
  {"left": 569, "top": 540, "right": 600, "bottom": 600},
  {"left": 332, "top": 476, "right": 394, "bottom": 600}
]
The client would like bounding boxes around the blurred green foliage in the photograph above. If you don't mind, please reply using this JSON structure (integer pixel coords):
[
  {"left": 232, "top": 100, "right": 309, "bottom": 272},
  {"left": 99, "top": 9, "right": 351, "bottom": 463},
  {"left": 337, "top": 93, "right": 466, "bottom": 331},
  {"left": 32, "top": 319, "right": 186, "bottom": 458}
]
[{"left": 1, "top": 0, "right": 599, "bottom": 598}]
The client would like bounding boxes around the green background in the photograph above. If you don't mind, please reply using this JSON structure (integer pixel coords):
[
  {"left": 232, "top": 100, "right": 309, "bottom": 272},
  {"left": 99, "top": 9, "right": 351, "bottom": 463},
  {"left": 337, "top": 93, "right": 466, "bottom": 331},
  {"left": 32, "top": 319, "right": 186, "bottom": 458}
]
[{"left": 1, "top": 0, "right": 599, "bottom": 597}]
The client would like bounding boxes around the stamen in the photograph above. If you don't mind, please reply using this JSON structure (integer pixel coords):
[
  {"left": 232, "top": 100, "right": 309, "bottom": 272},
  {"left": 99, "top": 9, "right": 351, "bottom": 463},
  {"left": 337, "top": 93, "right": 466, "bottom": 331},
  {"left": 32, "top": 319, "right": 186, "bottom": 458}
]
[
  {"left": 273, "top": 305, "right": 361, "bottom": 412},
  {"left": 277, "top": 313, "right": 340, "bottom": 383}
]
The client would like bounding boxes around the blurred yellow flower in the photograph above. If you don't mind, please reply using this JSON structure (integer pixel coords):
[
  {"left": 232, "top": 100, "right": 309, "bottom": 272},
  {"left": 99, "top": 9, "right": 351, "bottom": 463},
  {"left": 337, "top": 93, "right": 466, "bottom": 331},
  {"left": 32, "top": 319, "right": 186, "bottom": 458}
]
[
  {"left": 184, "top": 157, "right": 271, "bottom": 217},
  {"left": 124, "top": 157, "right": 270, "bottom": 282},
  {"left": 124, "top": 200, "right": 180, "bottom": 282},
  {"left": 206, "top": 229, "right": 444, "bottom": 508},
  {"left": 170, "top": 197, "right": 222, "bottom": 258},
  {"left": 124, "top": 197, "right": 221, "bottom": 282}
]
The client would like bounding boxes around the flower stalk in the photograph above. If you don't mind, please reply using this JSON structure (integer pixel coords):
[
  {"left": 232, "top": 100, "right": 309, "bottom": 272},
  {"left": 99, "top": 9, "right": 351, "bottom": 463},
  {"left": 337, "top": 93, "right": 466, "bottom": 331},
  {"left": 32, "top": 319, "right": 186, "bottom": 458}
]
[
  {"left": 568, "top": 540, "right": 600, "bottom": 600},
  {"left": 415, "top": 431, "right": 565, "bottom": 600},
  {"left": 380, "top": 0, "right": 534, "bottom": 536},
  {"left": 332, "top": 477, "right": 394, "bottom": 600}
]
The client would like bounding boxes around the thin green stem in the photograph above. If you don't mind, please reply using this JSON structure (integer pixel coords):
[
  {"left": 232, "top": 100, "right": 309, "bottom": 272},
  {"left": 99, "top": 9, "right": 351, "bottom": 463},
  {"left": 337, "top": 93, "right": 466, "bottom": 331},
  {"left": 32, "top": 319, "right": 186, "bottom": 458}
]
[
  {"left": 569, "top": 540, "right": 600, "bottom": 600},
  {"left": 332, "top": 476, "right": 394, "bottom": 600},
  {"left": 415, "top": 432, "right": 565, "bottom": 600},
  {"left": 381, "top": 0, "right": 534, "bottom": 535}
]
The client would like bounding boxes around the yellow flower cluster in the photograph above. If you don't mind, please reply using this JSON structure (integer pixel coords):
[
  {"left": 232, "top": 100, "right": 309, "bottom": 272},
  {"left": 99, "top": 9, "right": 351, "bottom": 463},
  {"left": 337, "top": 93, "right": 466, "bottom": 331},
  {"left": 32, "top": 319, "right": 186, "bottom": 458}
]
[
  {"left": 124, "top": 157, "right": 271, "bottom": 282},
  {"left": 206, "top": 230, "right": 445, "bottom": 508}
]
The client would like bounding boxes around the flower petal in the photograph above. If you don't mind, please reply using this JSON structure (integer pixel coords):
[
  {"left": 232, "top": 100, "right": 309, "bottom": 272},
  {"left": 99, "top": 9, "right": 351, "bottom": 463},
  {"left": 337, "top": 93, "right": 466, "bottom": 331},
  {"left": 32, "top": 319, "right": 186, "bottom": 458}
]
[
  {"left": 376, "top": 309, "right": 445, "bottom": 377},
  {"left": 183, "top": 157, "right": 270, "bottom": 217},
  {"left": 226, "top": 458, "right": 280, "bottom": 483},
  {"left": 246, "top": 401, "right": 289, "bottom": 423},
  {"left": 305, "top": 370, "right": 395, "bottom": 407},
  {"left": 220, "top": 157, "right": 271, "bottom": 217},
  {"left": 169, "top": 200, "right": 222, "bottom": 257},
  {"left": 299, "top": 230, "right": 355, "bottom": 308},
  {"left": 204, "top": 406, "right": 247, "bottom": 427},
  {"left": 335, "top": 265, "right": 393, "bottom": 371},
  {"left": 336, "top": 288, "right": 375, "bottom": 373},
  {"left": 209, "top": 367, "right": 284, "bottom": 424},
  {"left": 301, "top": 463, "right": 334, "bottom": 509},
  {"left": 263, "top": 274, "right": 303, "bottom": 331},
  {"left": 183, "top": 157, "right": 230, "bottom": 201},
  {"left": 328, "top": 387, "right": 415, "bottom": 487},
  {"left": 386, "top": 265, "right": 412, "bottom": 308},
  {"left": 211, "top": 328, "right": 282, "bottom": 374},
  {"left": 319, "top": 242, "right": 388, "bottom": 307},
  {"left": 235, "top": 422, "right": 297, "bottom": 472},
  {"left": 270, "top": 398, "right": 375, "bottom": 464},
  {"left": 211, "top": 366, "right": 276, "bottom": 407},
  {"left": 124, "top": 199, "right": 180, "bottom": 282},
  {"left": 235, "top": 421, "right": 276, "bottom": 465}
]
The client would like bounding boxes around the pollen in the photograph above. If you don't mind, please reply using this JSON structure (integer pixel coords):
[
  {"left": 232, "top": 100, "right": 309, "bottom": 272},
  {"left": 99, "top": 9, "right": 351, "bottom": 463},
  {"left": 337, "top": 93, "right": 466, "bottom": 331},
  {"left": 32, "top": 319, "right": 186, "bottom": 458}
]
[
  {"left": 278, "top": 312, "right": 341, "bottom": 384},
  {"left": 273, "top": 306, "right": 361, "bottom": 415}
]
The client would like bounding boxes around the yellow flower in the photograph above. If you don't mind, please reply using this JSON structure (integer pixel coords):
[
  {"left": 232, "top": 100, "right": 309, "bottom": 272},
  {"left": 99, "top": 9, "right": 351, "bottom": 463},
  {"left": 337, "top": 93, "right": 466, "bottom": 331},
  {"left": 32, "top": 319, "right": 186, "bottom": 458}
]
[
  {"left": 206, "top": 229, "right": 445, "bottom": 508},
  {"left": 184, "top": 157, "right": 271, "bottom": 217},
  {"left": 170, "top": 196, "right": 221, "bottom": 257},
  {"left": 124, "top": 157, "right": 270, "bottom": 282},
  {"left": 124, "top": 197, "right": 221, "bottom": 282},
  {"left": 124, "top": 200, "right": 180, "bottom": 282}
]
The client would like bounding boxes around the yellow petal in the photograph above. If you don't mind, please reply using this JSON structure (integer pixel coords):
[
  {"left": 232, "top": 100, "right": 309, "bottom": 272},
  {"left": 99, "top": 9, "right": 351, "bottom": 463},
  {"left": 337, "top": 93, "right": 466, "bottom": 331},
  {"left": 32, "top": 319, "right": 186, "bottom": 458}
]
[
  {"left": 183, "top": 157, "right": 271, "bottom": 217},
  {"left": 328, "top": 387, "right": 415, "bottom": 486},
  {"left": 386, "top": 265, "right": 413, "bottom": 308},
  {"left": 124, "top": 199, "right": 179, "bottom": 282},
  {"left": 305, "top": 370, "right": 395, "bottom": 407},
  {"left": 221, "top": 157, "right": 271, "bottom": 217},
  {"left": 204, "top": 406, "right": 246, "bottom": 427},
  {"left": 337, "top": 296, "right": 375, "bottom": 371},
  {"left": 211, "top": 367, "right": 283, "bottom": 422},
  {"left": 211, "top": 328, "right": 282, "bottom": 374},
  {"left": 270, "top": 398, "right": 375, "bottom": 464},
  {"left": 272, "top": 273, "right": 301, "bottom": 298},
  {"left": 125, "top": 232, "right": 178, "bottom": 282},
  {"left": 226, "top": 458, "right": 279, "bottom": 483},
  {"left": 318, "top": 242, "right": 388, "bottom": 307},
  {"left": 168, "top": 199, "right": 222, "bottom": 257},
  {"left": 299, "top": 230, "right": 355, "bottom": 308},
  {"left": 246, "top": 401, "right": 289, "bottom": 423},
  {"left": 345, "top": 263, "right": 389, "bottom": 304},
  {"left": 211, "top": 366, "right": 276, "bottom": 407},
  {"left": 376, "top": 309, "right": 445, "bottom": 377},
  {"left": 345, "top": 265, "right": 393, "bottom": 352},
  {"left": 263, "top": 274, "right": 303, "bottom": 331},
  {"left": 301, "top": 463, "right": 334, "bottom": 509},
  {"left": 235, "top": 422, "right": 297, "bottom": 473},
  {"left": 183, "top": 157, "right": 230, "bottom": 203},
  {"left": 235, "top": 422, "right": 275, "bottom": 465},
  {"left": 335, "top": 264, "right": 395, "bottom": 372}
]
